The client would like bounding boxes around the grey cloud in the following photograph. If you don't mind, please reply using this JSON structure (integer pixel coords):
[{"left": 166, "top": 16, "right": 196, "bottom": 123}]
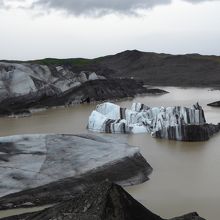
[
  {"left": 32, "top": 0, "right": 171, "bottom": 16},
  {"left": 32, "top": 0, "right": 220, "bottom": 16},
  {"left": 0, "top": 0, "right": 5, "bottom": 7},
  {"left": 2, "top": 0, "right": 220, "bottom": 15}
]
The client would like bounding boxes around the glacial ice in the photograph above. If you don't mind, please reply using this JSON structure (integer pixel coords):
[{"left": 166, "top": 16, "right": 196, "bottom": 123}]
[
  {"left": 0, "top": 62, "right": 105, "bottom": 101},
  {"left": 0, "top": 133, "right": 147, "bottom": 197},
  {"left": 88, "top": 102, "right": 219, "bottom": 141}
]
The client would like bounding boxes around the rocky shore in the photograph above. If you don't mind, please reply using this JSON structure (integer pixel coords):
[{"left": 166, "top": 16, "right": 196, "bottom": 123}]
[{"left": 0, "top": 182, "right": 205, "bottom": 220}]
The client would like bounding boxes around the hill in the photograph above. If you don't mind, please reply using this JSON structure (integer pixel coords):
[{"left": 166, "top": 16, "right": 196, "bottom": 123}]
[{"left": 11, "top": 50, "right": 220, "bottom": 87}]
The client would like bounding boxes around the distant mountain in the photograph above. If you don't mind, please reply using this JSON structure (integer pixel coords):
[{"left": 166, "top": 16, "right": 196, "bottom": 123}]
[
  {"left": 2, "top": 50, "right": 220, "bottom": 87},
  {"left": 96, "top": 50, "right": 220, "bottom": 87}
]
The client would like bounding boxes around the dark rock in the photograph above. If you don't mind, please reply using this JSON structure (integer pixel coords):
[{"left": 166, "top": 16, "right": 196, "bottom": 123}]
[
  {"left": 96, "top": 50, "right": 220, "bottom": 87},
  {"left": 170, "top": 212, "right": 206, "bottom": 220},
  {"left": 207, "top": 101, "right": 220, "bottom": 107},
  {"left": 0, "top": 182, "right": 205, "bottom": 220}
]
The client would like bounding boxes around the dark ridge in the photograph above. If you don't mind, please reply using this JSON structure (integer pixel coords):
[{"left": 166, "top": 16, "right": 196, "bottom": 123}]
[
  {"left": 95, "top": 50, "right": 220, "bottom": 87},
  {"left": 0, "top": 79, "right": 166, "bottom": 116},
  {"left": 1, "top": 49, "right": 220, "bottom": 87},
  {"left": 207, "top": 101, "right": 220, "bottom": 107},
  {"left": 1, "top": 182, "right": 205, "bottom": 220}
]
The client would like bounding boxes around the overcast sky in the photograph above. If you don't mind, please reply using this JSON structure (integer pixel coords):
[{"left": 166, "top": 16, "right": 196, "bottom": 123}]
[{"left": 0, "top": 0, "right": 220, "bottom": 60}]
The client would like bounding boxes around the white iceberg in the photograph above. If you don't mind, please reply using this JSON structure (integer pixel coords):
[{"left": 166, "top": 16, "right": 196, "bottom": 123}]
[{"left": 87, "top": 102, "right": 218, "bottom": 141}]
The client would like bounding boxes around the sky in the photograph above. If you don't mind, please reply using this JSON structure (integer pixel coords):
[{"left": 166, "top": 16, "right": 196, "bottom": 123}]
[{"left": 0, "top": 0, "right": 220, "bottom": 60}]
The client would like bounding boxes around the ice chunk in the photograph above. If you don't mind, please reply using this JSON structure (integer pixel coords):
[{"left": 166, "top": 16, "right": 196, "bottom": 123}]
[{"left": 87, "top": 102, "right": 215, "bottom": 141}]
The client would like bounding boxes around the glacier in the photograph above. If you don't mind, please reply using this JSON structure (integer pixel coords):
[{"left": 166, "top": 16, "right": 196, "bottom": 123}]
[
  {"left": 0, "top": 133, "right": 152, "bottom": 198},
  {"left": 88, "top": 102, "right": 220, "bottom": 141},
  {"left": 0, "top": 62, "right": 104, "bottom": 99},
  {"left": 0, "top": 62, "right": 166, "bottom": 116}
]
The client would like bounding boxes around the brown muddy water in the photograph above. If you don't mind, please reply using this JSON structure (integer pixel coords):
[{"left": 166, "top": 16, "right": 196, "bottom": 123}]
[
  {"left": 0, "top": 87, "right": 220, "bottom": 220},
  {"left": 0, "top": 205, "right": 53, "bottom": 219}
]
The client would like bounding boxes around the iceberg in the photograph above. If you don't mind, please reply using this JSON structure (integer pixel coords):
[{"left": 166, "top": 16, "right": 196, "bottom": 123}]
[
  {"left": 0, "top": 134, "right": 151, "bottom": 198},
  {"left": 88, "top": 102, "right": 220, "bottom": 141}
]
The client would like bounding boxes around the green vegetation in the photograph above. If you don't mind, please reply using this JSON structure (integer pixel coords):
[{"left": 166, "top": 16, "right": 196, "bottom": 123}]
[
  {"left": 1, "top": 51, "right": 220, "bottom": 67},
  {"left": 29, "top": 58, "right": 94, "bottom": 66},
  {"left": 186, "top": 54, "right": 220, "bottom": 64},
  {"left": 0, "top": 55, "right": 106, "bottom": 68},
  {"left": 204, "top": 56, "right": 220, "bottom": 63}
]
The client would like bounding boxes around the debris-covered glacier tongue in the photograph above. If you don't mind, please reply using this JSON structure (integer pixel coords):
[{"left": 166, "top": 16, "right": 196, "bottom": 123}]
[
  {"left": 88, "top": 102, "right": 220, "bottom": 141},
  {"left": 0, "top": 62, "right": 167, "bottom": 117}
]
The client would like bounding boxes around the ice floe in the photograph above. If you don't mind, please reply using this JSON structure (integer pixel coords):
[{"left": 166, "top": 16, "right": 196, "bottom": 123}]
[{"left": 88, "top": 102, "right": 220, "bottom": 141}]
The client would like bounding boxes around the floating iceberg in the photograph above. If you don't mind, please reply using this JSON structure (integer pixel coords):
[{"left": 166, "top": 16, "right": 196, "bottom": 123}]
[
  {"left": 88, "top": 102, "right": 220, "bottom": 141},
  {"left": 0, "top": 134, "right": 151, "bottom": 198}
]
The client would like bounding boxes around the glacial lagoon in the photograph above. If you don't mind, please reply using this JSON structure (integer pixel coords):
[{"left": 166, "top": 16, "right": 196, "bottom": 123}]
[{"left": 0, "top": 87, "right": 220, "bottom": 220}]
